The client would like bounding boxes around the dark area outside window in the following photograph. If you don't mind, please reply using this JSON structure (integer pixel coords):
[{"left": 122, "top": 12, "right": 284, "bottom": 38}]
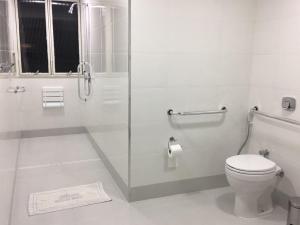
[
  {"left": 52, "top": 1, "right": 79, "bottom": 73},
  {"left": 17, "top": 0, "right": 49, "bottom": 73}
]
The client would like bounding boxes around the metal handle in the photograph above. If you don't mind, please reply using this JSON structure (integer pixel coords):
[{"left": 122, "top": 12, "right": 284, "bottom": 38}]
[
  {"left": 167, "top": 106, "right": 227, "bottom": 116},
  {"left": 77, "top": 61, "right": 93, "bottom": 102},
  {"left": 251, "top": 106, "right": 300, "bottom": 126}
]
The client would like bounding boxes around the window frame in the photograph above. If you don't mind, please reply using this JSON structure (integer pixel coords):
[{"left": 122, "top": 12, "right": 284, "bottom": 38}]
[{"left": 14, "top": 0, "right": 82, "bottom": 77}]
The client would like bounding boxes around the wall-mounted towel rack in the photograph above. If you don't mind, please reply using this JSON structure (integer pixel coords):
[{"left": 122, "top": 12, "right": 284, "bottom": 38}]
[
  {"left": 251, "top": 106, "right": 300, "bottom": 126},
  {"left": 167, "top": 106, "right": 227, "bottom": 116}
]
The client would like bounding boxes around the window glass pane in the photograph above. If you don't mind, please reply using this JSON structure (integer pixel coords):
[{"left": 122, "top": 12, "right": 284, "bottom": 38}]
[
  {"left": 112, "top": 7, "right": 128, "bottom": 73},
  {"left": 52, "top": 1, "right": 79, "bottom": 73},
  {"left": 17, "top": 0, "right": 48, "bottom": 73},
  {"left": 0, "top": 1, "right": 12, "bottom": 73}
]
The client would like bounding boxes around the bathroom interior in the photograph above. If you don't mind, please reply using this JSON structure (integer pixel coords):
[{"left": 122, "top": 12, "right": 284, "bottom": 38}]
[{"left": 1, "top": 0, "right": 300, "bottom": 224}]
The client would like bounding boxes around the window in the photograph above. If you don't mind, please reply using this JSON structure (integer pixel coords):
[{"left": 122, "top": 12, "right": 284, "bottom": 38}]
[
  {"left": 0, "top": 1, "right": 12, "bottom": 73},
  {"left": 52, "top": 0, "right": 79, "bottom": 73},
  {"left": 17, "top": 0, "right": 49, "bottom": 73},
  {"left": 16, "top": 0, "right": 80, "bottom": 75}
]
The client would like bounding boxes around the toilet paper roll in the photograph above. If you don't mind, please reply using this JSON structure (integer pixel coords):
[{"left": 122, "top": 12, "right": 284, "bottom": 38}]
[{"left": 168, "top": 144, "right": 183, "bottom": 158}]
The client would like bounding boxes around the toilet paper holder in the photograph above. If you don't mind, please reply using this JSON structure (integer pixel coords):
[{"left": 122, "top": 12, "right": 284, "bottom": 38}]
[
  {"left": 168, "top": 136, "right": 183, "bottom": 156},
  {"left": 168, "top": 136, "right": 176, "bottom": 154},
  {"left": 167, "top": 137, "right": 183, "bottom": 168}
]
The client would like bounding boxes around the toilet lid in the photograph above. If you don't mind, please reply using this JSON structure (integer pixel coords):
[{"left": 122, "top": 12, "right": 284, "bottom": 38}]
[{"left": 226, "top": 154, "right": 276, "bottom": 173}]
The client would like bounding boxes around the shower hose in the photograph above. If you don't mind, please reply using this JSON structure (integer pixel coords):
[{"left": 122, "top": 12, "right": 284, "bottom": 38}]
[{"left": 237, "top": 112, "right": 253, "bottom": 155}]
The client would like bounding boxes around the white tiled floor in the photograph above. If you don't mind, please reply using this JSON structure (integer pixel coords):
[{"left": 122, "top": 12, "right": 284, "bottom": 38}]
[
  {"left": 18, "top": 134, "right": 99, "bottom": 168},
  {"left": 9, "top": 134, "right": 287, "bottom": 225},
  {"left": 0, "top": 139, "right": 20, "bottom": 225}
]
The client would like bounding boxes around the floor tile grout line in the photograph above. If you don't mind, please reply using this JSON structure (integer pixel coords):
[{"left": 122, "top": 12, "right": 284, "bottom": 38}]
[{"left": 17, "top": 158, "right": 102, "bottom": 171}]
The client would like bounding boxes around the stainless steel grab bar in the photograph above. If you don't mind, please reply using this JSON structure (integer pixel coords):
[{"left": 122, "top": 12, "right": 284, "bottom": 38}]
[
  {"left": 167, "top": 106, "right": 227, "bottom": 116},
  {"left": 251, "top": 106, "right": 300, "bottom": 126}
]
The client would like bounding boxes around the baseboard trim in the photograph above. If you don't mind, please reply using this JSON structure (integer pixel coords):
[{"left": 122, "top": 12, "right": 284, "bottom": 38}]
[
  {"left": 0, "top": 131, "right": 22, "bottom": 140},
  {"left": 129, "top": 174, "right": 228, "bottom": 202},
  {"left": 86, "top": 132, "right": 129, "bottom": 200},
  {"left": 0, "top": 127, "right": 87, "bottom": 140},
  {"left": 22, "top": 127, "right": 87, "bottom": 138}
]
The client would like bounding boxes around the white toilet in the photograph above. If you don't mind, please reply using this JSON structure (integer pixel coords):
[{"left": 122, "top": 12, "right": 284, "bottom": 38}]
[{"left": 225, "top": 154, "right": 281, "bottom": 218}]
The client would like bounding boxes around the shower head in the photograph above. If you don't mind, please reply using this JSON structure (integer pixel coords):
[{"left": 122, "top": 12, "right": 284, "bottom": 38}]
[{"left": 68, "top": 3, "right": 77, "bottom": 14}]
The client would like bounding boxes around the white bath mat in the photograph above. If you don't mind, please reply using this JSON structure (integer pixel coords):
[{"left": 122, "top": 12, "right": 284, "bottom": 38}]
[{"left": 28, "top": 182, "right": 112, "bottom": 216}]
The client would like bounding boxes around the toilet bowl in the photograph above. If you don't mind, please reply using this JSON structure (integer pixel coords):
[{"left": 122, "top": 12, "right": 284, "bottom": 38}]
[{"left": 225, "top": 154, "right": 281, "bottom": 218}]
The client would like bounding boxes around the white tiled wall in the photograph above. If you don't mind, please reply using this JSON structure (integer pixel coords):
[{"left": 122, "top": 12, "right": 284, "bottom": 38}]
[
  {"left": 0, "top": 78, "right": 83, "bottom": 132},
  {"left": 15, "top": 79, "right": 83, "bottom": 130},
  {"left": 131, "top": 0, "right": 255, "bottom": 187},
  {"left": 247, "top": 0, "right": 300, "bottom": 197},
  {"left": 131, "top": 0, "right": 300, "bottom": 195}
]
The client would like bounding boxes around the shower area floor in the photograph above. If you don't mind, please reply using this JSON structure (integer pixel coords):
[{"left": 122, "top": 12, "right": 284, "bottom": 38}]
[
  {"left": 7, "top": 134, "right": 287, "bottom": 225},
  {"left": 10, "top": 134, "right": 125, "bottom": 225}
]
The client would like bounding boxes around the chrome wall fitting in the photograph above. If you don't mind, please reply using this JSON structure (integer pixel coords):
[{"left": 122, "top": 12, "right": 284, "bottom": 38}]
[
  {"left": 282, "top": 97, "right": 296, "bottom": 111},
  {"left": 168, "top": 137, "right": 176, "bottom": 152},
  {"left": 259, "top": 149, "right": 270, "bottom": 158},
  {"left": 276, "top": 169, "right": 284, "bottom": 177},
  {"left": 7, "top": 86, "right": 26, "bottom": 94}
]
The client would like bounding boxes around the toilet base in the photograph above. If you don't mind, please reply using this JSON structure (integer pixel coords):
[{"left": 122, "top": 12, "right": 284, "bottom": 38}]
[{"left": 234, "top": 193, "right": 274, "bottom": 218}]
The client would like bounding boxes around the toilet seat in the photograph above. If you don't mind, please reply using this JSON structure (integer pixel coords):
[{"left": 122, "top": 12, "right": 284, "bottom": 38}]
[
  {"left": 226, "top": 164, "right": 276, "bottom": 175},
  {"left": 226, "top": 155, "right": 276, "bottom": 175}
]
